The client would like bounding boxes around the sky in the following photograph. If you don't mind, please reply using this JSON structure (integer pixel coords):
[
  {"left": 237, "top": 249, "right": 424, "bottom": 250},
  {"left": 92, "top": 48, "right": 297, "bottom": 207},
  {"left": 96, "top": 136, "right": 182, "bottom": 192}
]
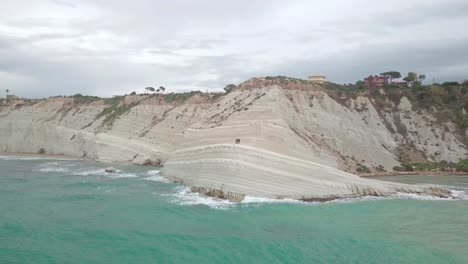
[{"left": 1, "top": 0, "right": 468, "bottom": 98}]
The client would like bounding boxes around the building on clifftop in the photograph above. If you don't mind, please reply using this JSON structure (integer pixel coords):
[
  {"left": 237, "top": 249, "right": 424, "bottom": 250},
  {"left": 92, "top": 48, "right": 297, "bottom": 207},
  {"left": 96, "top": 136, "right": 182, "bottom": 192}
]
[
  {"left": 308, "top": 75, "right": 328, "bottom": 84},
  {"left": 364, "top": 75, "right": 390, "bottom": 87}
]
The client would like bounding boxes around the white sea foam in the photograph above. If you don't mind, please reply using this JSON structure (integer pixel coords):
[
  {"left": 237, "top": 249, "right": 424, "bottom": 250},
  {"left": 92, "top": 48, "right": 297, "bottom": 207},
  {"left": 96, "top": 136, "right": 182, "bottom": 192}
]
[
  {"left": 73, "top": 168, "right": 108, "bottom": 176},
  {"left": 105, "top": 173, "right": 138, "bottom": 179},
  {"left": 167, "top": 187, "right": 468, "bottom": 210},
  {"left": 451, "top": 190, "right": 468, "bottom": 199},
  {"left": 34, "top": 161, "right": 78, "bottom": 173},
  {"left": 143, "top": 175, "right": 170, "bottom": 183},
  {"left": 391, "top": 193, "right": 453, "bottom": 201},
  {"left": 166, "top": 186, "right": 235, "bottom": 209},
  {"left": 71, "top": 168, "right": 137, "bottom": 179},
  {"left": 142, "top": 170, "right": 170, "bottom": 183},
  {"left": 147, "top": 170, "right": 161, "bottom": 176},
  {"left": 242, "top": 196, "right": 304, "bottom": 204},
  {"left": 38, "top": 167, "right": 71, "bottom": 173}
]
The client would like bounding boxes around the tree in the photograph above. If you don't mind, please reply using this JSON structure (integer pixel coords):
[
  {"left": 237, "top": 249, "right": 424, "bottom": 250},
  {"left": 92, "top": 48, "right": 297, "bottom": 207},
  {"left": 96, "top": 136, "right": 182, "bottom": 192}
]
[
  {"left": 403, "top": 72, "right": 418, "bottom": 87},
  {"left": 130, "top": 91, "right": 136, "bottom": 95},
  {"left": 223, "top": 84, "right": 236, "bottom": 93},
  {"left": 418, "top": 74, "right": 426, "bottom": 82},
  {"left": 145, "top": 87, "right": 155, "bottom": 94},
  {"left": 158, "top": 86, "right": 166, "bottom": 93},
  {"left": 404, "top": 72, "right": 418, "bottom": 82},
  {"left": 380, "top": 71, "right": 401, "bottom": 79}
]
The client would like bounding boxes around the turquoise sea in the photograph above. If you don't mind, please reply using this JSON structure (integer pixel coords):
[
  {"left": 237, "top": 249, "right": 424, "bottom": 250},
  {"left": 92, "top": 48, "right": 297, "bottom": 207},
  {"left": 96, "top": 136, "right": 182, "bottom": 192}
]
[{"left": 1, "top": 157, "right": 468, "bottom": 264}]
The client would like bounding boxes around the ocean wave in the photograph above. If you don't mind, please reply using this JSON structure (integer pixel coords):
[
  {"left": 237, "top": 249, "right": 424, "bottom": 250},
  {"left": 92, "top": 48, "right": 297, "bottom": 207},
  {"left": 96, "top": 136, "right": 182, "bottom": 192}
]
[
  {"left": 106, "top": 173, "right": 139, "bottom": 179},
  {"left": 72, "top": 168, "right": 108, "bottom": 176},
  {"left": 34, "top": 161, "right": 78, "bottom": 173},
  {"left": 143, "top": 175, "right": 170, "bottom": 183},
  {"left": 166, "top": 186, "right": 235, "bottom": 209},
  {"left": 72, "top": 168, "right": 138, "bottom": 179},
  {"left": 391, "top": 193, "right": 453, "bottom": 201},
  {"left": 142, "top": 170, "right": 170, "bottom": 183},
  {"left": 166, "top": 187, "right": 468, "bottom": 210},
  {"left": 451, "top": 190, "right": 468, "bottom": 199},
  {"left": 38, "top": 167, "right": 71, "bottom": 173},
  {"left": 147, "top": 170, "right": 160, "bottom": 176},
  {"left": 241, "top": 196, "right": 304, "bottom": 204}
]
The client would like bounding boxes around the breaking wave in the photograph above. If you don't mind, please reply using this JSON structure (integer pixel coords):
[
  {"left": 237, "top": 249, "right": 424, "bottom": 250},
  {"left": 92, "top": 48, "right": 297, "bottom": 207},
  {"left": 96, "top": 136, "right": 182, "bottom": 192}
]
[
  {"left": 35, "top": 162, "right": 78, "bottom": 173},
  {"left": 143, "top": 170, "right": 170, "bottom": 183},
  {"left": 166, "top": 186, "right": 235, "bottom": 209}
]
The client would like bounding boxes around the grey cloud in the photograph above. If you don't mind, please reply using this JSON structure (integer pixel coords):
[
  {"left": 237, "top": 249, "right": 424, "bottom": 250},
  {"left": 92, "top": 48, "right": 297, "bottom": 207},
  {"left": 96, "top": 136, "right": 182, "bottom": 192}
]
[{"left": 1, "top": 0, "right": 467, "bottom": 98}]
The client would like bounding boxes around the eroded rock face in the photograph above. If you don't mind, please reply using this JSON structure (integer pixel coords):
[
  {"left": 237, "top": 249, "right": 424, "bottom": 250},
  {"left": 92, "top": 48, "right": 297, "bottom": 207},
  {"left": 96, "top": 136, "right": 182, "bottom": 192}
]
[
  {"left": 0, "top": 79, "right": 466, "bottom": 200},
  {"left": 190, "top": 186, "right": 245, "bottom": 202}
]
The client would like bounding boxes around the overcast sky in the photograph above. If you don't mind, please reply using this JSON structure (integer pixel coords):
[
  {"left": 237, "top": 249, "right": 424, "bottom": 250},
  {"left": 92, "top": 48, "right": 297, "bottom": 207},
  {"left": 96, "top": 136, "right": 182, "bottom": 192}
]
[{"left": 1, "top": 0, "right": 468, "bottom": 98}]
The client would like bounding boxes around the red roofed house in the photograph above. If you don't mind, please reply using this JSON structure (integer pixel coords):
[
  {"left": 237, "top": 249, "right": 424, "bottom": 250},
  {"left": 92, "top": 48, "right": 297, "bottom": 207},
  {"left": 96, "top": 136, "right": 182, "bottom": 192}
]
[{"left": 364, "top": 75, "right": 390, "bottom": 88}]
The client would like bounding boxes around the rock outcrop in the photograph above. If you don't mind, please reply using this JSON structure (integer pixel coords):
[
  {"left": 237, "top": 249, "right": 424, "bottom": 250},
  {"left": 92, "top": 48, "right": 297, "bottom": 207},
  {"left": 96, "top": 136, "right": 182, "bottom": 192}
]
[{"left": 0, "top": 77, "right": 466, "bottom": 200}]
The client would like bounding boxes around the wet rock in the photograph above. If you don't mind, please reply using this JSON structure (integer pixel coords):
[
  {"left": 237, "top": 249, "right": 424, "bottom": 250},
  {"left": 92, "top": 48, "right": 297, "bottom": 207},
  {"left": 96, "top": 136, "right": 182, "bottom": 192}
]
[{"left": 104, "top": 167, "right": 116, "bottom": 173}]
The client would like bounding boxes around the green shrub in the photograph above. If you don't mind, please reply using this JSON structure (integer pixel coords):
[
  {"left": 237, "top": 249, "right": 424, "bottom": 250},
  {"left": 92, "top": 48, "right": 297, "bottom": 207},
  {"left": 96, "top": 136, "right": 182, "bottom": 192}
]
[
  {"left": 384, "top": 84, "right": 400, "bottom": 89},
  {"left": 442, "top": 82, "right": 459, "bottom": 87},
  {"left": 163, "top": 92, "right": 196, "bottom": 103},
  {"left": 72, "top": 94, "right": 100, "bottom": 104},
  {"left": 411, "top": 163, "right": 437, "bottom": 171},
  {"left": 455, "top": 160, "right": 468, "bottom": 172},
  {"left": 401, "top": 163, "right": 414, "bottom": 171},
  {"left": 38, "top": 148, "right": 46, "bottom": 154},
  {"left": 356, "top": 164, "right": 371, "bottom": 173},
  {"left": 95, "top": 99, "right": 139, "bottom": 128},
  {"left": 393, "top": 166, "right": 405, "bottom": 172},
  {"left": 430, "top": 85, "right": 446, "bottom": 97}
]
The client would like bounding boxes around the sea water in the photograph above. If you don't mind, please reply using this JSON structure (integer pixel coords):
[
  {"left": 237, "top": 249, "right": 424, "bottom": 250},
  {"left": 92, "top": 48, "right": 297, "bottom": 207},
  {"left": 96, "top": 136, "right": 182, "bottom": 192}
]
[{"left": 1, "top": 157, "right": 468, "bottom": 263}]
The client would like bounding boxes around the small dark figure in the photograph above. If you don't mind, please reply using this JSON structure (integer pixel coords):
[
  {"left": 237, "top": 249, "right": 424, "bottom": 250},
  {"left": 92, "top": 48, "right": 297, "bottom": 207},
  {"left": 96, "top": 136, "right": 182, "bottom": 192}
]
[{"left": 235, "top": 138, "right": 240, "bottom": 144}]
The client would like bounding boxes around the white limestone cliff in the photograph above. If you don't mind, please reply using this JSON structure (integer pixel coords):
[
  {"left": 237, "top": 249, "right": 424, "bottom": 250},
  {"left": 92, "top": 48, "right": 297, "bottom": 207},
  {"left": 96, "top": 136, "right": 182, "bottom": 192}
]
[{"left": 0, "top": 78, "right": 466, "bottom": 201}]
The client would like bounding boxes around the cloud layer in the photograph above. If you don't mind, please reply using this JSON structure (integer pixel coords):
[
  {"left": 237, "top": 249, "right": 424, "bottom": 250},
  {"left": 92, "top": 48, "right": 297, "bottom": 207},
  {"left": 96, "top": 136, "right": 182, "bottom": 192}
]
[{"left": 1, "top": 0, "right": 468, "bottom": 98}]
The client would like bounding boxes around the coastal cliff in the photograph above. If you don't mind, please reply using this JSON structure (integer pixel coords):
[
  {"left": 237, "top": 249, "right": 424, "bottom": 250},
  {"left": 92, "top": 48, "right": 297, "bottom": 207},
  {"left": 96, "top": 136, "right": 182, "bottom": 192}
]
[{"left": 1, "top": 77, "right": 466, "bottom": 200}]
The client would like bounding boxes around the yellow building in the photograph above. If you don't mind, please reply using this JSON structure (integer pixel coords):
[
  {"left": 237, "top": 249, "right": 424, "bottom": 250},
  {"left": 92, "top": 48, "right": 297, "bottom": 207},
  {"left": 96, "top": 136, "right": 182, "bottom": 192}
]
[{"left": 308, "top": 75, "right": 328, "bottom": 84}]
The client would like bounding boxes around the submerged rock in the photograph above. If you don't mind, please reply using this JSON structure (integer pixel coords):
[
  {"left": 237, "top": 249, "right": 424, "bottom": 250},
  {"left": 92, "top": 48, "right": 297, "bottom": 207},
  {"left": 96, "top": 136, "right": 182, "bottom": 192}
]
[{"left": 104, "top": 167, "right": 116, "bottom": 173}]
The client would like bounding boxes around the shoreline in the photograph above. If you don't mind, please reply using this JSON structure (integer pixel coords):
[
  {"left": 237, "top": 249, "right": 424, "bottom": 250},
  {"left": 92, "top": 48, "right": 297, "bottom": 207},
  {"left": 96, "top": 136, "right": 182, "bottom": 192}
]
[
  {"left": 1, "top": 151, "right": 464, "bottom": 202},
  {"left": 359, "top": 171, "right": 468, "bottom": 177},
  {"left": 0, "top": 152, "right": 83, "bottom": 160}
]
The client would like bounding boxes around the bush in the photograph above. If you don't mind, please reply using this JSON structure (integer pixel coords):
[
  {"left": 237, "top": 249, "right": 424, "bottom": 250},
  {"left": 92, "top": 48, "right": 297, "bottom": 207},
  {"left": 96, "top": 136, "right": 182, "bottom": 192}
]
[
  {"left": 455, "top": 160, "right": 468, "bottom": 172},
  {"left": 463, "top": 94, "right": 468, "bottom": 108},
  {"left": 411, "top": 163, "right": 437, "bottom": 171},
  {"left": 442, "top": 94, "right": 458, "bottom": 104},
  {"left": 401, "top": 163, "right": 414, "bottom": 171},
  {"left": 356, "top": 164, "right": 371, "bottom": 173},
  {"left": 73, "top": 94, "right": 100, "bottom": 104},
  {"left": 38, "top": 148, "right": 46, "bottom": 154},
  {"left": 384, "top": 84, "right": 400, "bottom": 89},
  {"left": 142, "top": 158, "right": 162, "bottom": 166},
  {"left": 442, "top": 82, "right": 459, "bottom": 87},
  {"left": 430, "top": 85, "right": 446, "bottom": 97}
]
